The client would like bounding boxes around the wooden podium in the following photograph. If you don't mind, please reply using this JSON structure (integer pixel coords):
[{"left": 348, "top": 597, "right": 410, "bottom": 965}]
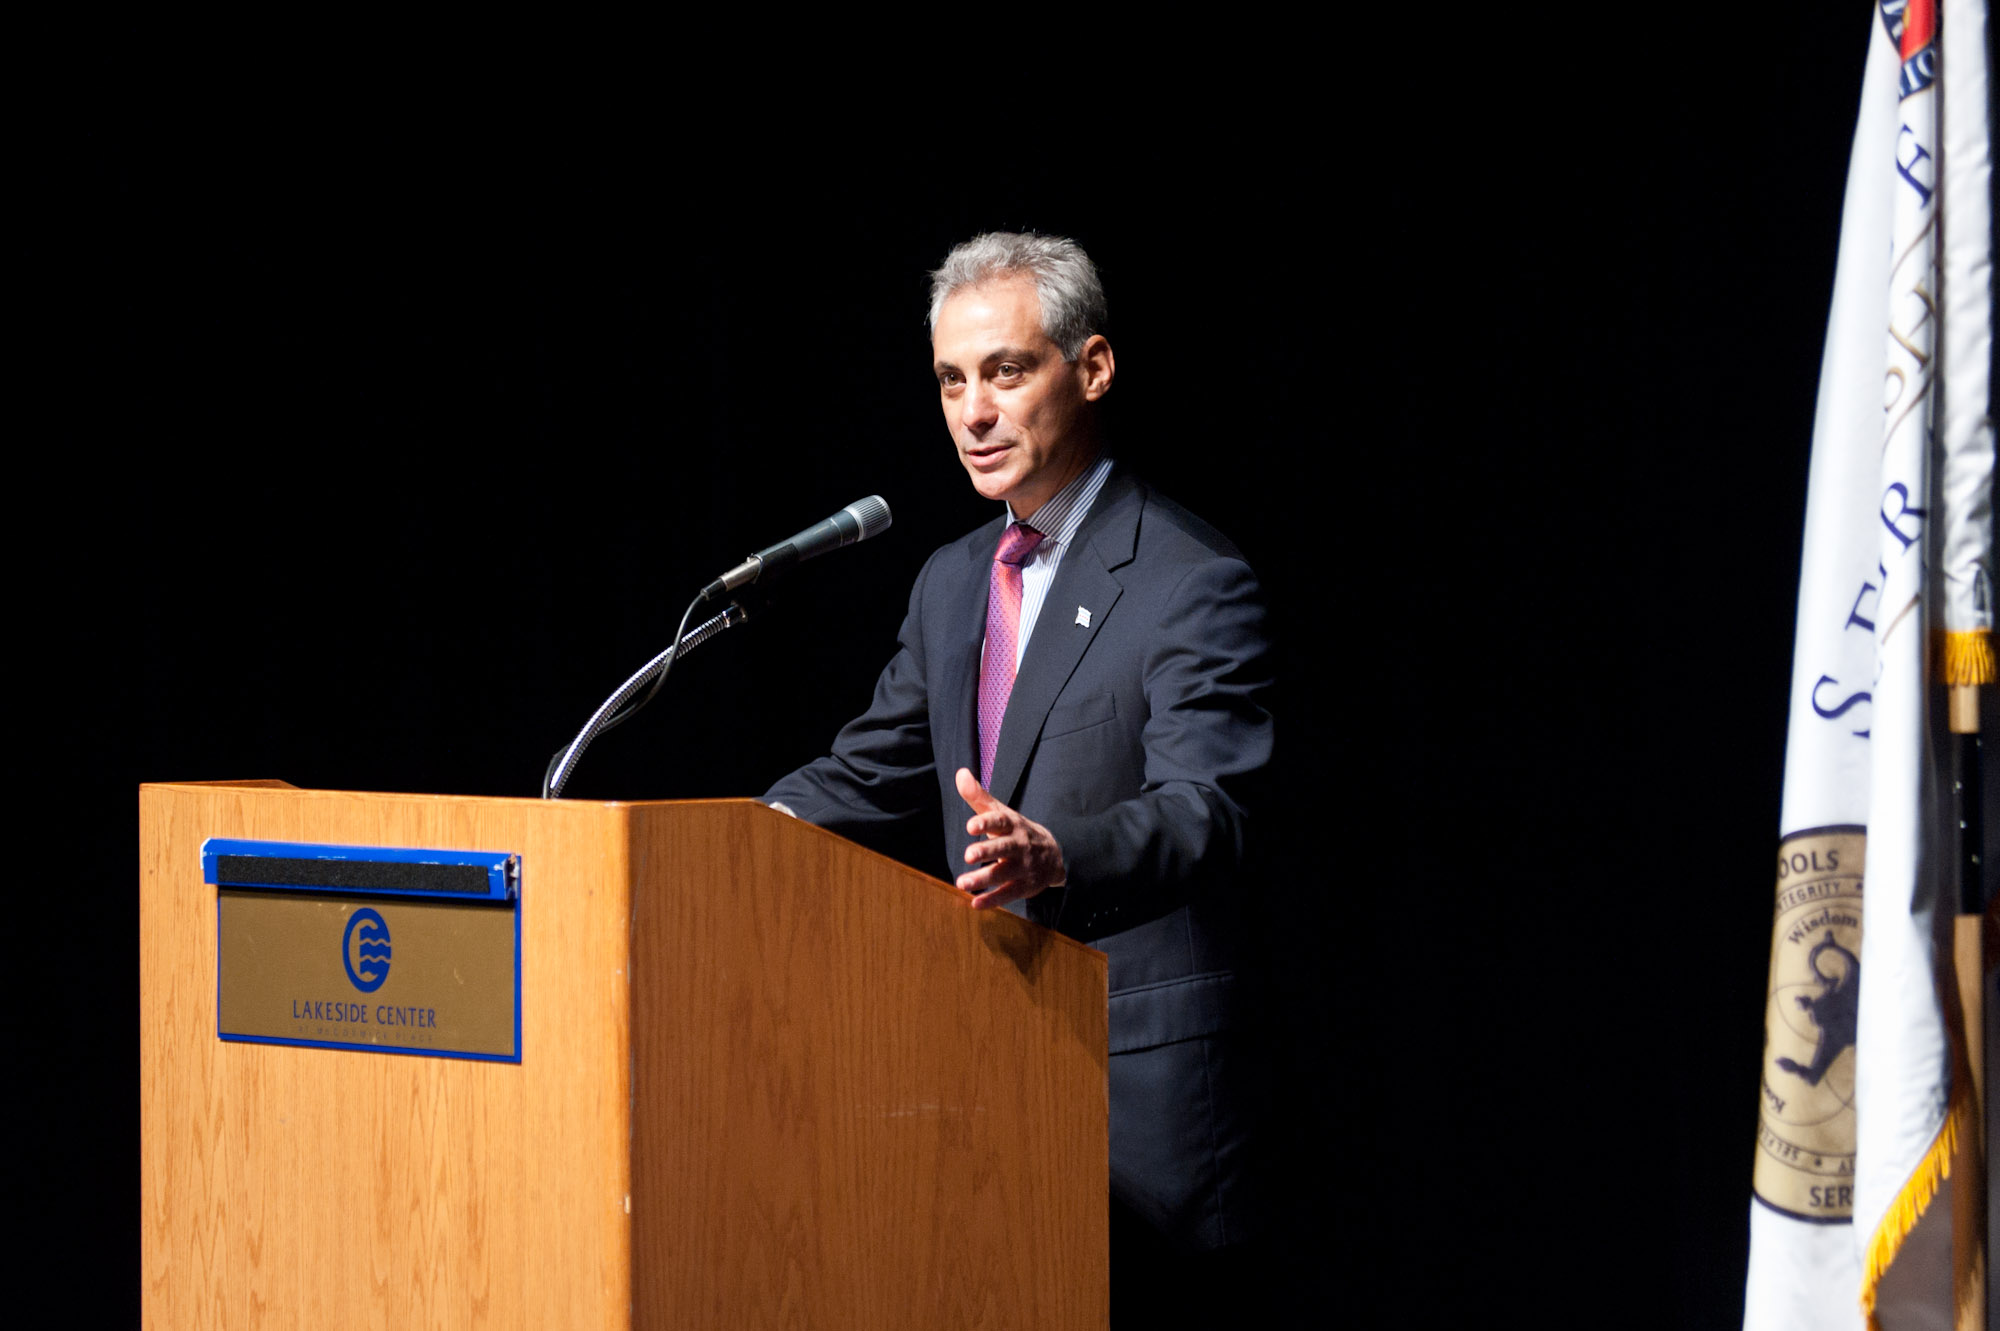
[{"left": 140, "top": 781, "right": 1109, "bottom": 1329}]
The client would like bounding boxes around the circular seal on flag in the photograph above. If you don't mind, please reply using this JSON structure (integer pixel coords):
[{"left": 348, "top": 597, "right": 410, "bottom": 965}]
[{"left": 1753, "top": 827, "right": 1863, "bottom": 1222}]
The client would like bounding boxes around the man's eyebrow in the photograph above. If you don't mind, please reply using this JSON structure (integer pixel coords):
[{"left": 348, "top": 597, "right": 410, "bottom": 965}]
[
  {"left": 984, "top": 345, "right": 1042, "bottom": 365},
  {"left": 928, "top": 343, "right": 1048, "bottom": 375},
  {"left": 932, "top": 346, "right": 1043, "bottom": 375}
]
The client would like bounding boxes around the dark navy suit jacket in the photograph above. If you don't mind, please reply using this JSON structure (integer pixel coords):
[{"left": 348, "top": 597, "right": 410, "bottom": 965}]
[{"left": 765, "top": 465, "right": 1274, "bottom": 1251}]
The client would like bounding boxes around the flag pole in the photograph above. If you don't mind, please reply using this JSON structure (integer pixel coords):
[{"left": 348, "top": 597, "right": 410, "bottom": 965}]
[
  {"left": 1937, "top": 0, "right": 1995, "bottom": 1311},
  {"left": 1947, "top": 725, "right": 1986, "bottom": 1330}
]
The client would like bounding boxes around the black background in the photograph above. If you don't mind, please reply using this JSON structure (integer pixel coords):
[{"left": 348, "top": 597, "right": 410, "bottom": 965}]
[{"left": 36, "top": 13, "right": 1988, "bottom": 1327}]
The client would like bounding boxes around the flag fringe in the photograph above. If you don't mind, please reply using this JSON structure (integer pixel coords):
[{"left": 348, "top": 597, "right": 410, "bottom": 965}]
[
  {"left": 1936, "top": 628, "right": 1996, "bottom": 685},
  {"left": 1858, "top": 1071, "right": 1979, "bottom": 1326}
]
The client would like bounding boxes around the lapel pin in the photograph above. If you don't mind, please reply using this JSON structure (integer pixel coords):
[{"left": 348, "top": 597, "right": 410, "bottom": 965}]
[{"left": 1075, "top": 606, "right": 1091, "bottom": 628}]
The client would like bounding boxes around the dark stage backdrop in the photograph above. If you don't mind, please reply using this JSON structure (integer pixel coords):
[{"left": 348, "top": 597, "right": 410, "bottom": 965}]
[{"left": 46, "top": 12, "right": 1949, "bottom": 1325}]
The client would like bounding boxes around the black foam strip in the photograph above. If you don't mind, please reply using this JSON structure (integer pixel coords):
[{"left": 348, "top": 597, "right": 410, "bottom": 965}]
[{"left": 213, "top": 855, "right": 492, "bottom": 895}]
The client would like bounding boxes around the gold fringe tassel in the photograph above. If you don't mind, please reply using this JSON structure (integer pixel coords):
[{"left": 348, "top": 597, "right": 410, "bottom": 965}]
[
  {"left": 1937, "top": 628, "right": 1996, "bottom": 686},
  {"left": 1860, "top": 1073, "right": 1979, "bottom": 1328}
]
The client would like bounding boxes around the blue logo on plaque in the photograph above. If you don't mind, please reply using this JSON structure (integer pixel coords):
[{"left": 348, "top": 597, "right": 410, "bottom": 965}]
[{"left": 343, "top": 908, "right": 392, "bottom": 992}]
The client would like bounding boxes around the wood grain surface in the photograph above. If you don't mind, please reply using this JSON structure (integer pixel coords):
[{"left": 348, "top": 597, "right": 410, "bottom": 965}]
[
  {"left": 142, "top": 783, "right": 634, "bottom": 1329},
  {"left": 630, "top": 802, "right": 1108, "bottom": 1331},
  {"left": 1953, "top": 914, "right": 1987, "bottom": 1330},
  {"left": 141, "top": 784, "right": 1107, "bottom": 1329}
]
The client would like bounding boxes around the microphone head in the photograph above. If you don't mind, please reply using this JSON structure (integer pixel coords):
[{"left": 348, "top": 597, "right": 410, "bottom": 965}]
[{"left": 842, "top": 496, "right": 893, "bottom": 541}]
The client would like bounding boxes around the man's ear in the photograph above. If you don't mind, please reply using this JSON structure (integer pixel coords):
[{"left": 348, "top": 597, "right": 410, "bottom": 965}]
[{"left": 1076, "top": 334, "right": 1115, "bottom": 401}]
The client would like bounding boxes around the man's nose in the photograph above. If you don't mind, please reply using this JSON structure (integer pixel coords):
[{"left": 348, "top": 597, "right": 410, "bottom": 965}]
[{"left": 960, "top": 379, "right": 998, "bottom": 433}]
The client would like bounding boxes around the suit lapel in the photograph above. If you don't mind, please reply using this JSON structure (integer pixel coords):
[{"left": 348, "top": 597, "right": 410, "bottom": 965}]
[{"left": 986, "top": 471, "right": 1141, "bottom": 807}]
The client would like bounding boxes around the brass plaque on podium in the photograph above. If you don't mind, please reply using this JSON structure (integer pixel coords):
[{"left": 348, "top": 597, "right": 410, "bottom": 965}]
[{"left": 206, "top": 839, "right": 520, "bottom": 1062}]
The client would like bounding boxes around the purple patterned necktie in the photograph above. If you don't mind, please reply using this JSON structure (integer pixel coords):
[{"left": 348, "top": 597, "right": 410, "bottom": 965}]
[{"left": 977, "top": 522, "right": 1045, "bottom": 788}]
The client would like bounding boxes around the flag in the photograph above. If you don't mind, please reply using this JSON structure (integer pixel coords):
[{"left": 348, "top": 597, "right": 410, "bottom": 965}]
[
  {"left": 1744, "top": 1, "right": 1991, "bottom": 1327},
  {"left": 1935, "top": 0, "right": 1994, "bottom": 702}
]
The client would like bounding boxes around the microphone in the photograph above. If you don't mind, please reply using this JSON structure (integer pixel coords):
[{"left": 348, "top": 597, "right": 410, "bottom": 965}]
[{"left": 701, "top": 496, "right": 893, "bottom": 600}]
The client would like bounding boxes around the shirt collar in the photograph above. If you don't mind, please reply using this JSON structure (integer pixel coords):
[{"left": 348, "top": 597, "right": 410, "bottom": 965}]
[{"left": 1005, "top": 454, "right": 1113, "bottom": 549}]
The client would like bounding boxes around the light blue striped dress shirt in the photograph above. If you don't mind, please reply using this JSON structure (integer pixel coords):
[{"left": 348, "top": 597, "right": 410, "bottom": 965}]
[{"left": 1002, "top": 454, "right": 1114, "bottom": 668}]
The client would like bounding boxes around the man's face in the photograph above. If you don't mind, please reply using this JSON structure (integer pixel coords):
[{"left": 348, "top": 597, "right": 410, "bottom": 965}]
[{"left": 931, "top": 276, "right": 1110, "bottom": 522}]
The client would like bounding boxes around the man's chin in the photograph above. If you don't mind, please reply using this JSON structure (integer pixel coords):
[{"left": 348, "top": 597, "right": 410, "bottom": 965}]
[{"left": 962, "top": 465, "right": 1020, "bottom": 506}]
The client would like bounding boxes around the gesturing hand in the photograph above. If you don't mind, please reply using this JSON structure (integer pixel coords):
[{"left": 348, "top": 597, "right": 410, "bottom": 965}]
[{"left": 954, "top": 768, "right": 1067, "bottom": 910}]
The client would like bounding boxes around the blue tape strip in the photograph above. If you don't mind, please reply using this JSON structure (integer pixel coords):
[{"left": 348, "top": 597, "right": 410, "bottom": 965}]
[{"left": 201, "top": 838, "right": 517, "bottom": 901}]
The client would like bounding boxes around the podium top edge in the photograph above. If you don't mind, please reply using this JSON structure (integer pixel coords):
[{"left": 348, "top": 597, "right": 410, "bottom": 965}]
[{"left": 139, "top": 782, "right": 770, "bottom": 813}]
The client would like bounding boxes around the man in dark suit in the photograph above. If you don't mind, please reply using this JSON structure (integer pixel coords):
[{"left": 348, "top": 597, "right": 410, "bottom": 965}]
[{"left": 764, "top": 233, "right": 1273, "bottom": 1291}]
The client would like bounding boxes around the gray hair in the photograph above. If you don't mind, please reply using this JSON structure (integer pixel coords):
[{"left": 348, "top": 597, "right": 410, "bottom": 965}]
[{"left": 927, "top": 232, "right": 1107, "bottom": 361}]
